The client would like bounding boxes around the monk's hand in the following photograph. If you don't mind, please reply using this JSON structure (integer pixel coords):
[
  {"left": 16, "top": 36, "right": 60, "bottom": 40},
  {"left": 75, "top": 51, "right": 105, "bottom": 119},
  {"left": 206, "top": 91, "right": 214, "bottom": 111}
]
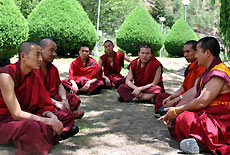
[
  {"left": 71, "top": 84, "right": 78, "bottom": 93},
  {"left": 104, "top": 77, "right": 111, "bottom": 87},
  {"left": 158, "top": 107, "right": 177, "bottom": 126},
  {"left": 54, "top": 101, "right": 66, "bottom": 110},
  {"left": 82, "top": 81, "right": 91, "bottom": 91},
  {"left": 49, "top": 114, "right": 63, "bottom": 136},
  {"left": 61, "top": 99, "right": 70, "bottom": 109},
  {"left": 132, "top": 87, "right": 141, "bottom": 97},
  {"left": 162, "top": 96, "right": 171, "bottom": 106}
]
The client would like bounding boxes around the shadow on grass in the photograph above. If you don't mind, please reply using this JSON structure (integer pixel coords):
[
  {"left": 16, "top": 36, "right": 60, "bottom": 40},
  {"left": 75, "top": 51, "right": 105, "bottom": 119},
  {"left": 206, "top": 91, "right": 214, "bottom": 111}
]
[{"left": 50, "top": 89, "right": 181, "bottom": 154}]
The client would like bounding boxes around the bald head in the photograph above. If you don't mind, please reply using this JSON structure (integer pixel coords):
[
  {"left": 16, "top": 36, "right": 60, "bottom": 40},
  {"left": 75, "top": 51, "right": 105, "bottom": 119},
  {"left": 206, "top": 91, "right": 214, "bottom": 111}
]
[
  {"left": 18, "top": 42, "right": 40, "bottom": 59},
  {"left": 39, "top": 38, "right": 56, "bottom": 48}
]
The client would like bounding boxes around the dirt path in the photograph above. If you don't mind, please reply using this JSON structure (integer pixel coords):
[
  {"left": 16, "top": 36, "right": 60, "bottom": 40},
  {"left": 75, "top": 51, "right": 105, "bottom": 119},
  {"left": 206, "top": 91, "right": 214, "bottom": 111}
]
[{"left": 0, "top": 57, "right": 199, "bottom": 155}]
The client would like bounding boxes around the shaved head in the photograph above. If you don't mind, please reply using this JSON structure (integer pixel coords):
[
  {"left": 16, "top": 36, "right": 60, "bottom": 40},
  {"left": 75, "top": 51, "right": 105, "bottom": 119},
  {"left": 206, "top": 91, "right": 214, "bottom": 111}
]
[
  {"left": 39, "top": 38, "right": 56, "bottom": 48},
  {"left": 18, "top": 41, "right": 40, "bottom": 59}
]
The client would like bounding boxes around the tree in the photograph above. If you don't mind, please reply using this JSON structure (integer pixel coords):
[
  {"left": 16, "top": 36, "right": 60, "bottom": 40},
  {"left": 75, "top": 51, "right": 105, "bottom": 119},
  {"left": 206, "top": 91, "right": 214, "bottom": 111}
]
[
  {"left": 116, "top": 6, "right": 164, "bottom": 56},
  {"left": 164, "top": 19, "right": 199, "bottom": 57},
  {"left": 13, "top": 0, "right": 42, "bottom": 18},
  {"left": 0, "top": 0, "right": 28, "bottom": 63},
  {"left": 219, "top": 0, "right": 230, "bottom": 57},
  {"left": 27, "top": 0, "right": 97, "bottom": 56},
  {"left": 78, "top": 0, "right": 140, "bottom": 35}
]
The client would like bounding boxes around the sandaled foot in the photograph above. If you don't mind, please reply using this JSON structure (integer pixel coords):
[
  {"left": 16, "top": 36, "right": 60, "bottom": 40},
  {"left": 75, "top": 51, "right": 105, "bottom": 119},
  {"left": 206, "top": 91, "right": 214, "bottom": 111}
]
[{"left": 180, "top": 138, "right": 200, "bottom": 154}]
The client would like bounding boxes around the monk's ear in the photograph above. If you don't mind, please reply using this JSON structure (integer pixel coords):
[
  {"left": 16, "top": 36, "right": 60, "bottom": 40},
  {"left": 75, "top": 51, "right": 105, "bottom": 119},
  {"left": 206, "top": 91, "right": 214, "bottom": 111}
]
[
  {"left": 206, "top": 49, "right": 211, "bottom": 56},
  {"left": 20, "top": 52, "right": 26, "bottom": 60}
]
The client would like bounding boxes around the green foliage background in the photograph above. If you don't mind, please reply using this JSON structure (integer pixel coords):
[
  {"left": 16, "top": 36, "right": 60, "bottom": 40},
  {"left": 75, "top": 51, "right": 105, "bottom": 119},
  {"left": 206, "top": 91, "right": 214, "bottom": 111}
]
[
  {"left": 27, "top": 0, "right": 97, "bottom": 56},
  {"left": 0, "top": 0, "right": 28, "bottom": 61},
  {"left": 164, "top": 19, "right": 199, "bottom": 57},
  {"left": 116, "top": 6, "right": 164, "bottom": 56}
]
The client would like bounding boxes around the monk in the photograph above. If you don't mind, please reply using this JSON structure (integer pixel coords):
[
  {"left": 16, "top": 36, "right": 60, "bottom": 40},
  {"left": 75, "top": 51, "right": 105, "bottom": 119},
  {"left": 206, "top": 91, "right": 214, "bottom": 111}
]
[
  {"left": 62, "top": 45, "right": 104, "bottom": 94},
  {"left": 155, "top": 40, "right": 205, "bottom": 113},
  {"left": 36, "top": 38, "right": 84, "bottom": 119},
  {"left": 159, "top": 37, "right": 230, "bottom": 154},
  {"left": 0, "top": 42, "right": 78, "bottom": 155},
  {"left": 117, "top": 44, "right": 164, "bottom": 102},
  {"left": 98, "top": 40, "right": 132, "bottom": 88}
]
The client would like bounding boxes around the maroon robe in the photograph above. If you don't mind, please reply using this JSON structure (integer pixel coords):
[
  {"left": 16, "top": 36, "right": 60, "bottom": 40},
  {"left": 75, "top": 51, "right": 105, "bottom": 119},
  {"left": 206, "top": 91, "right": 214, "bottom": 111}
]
[
  {"left": 100, "top": 52, "right": 125, "bottom": 88},
  {"left": 154, "top": 60, "right": 205, "bottom": 113},
  {"left": 117, "top": 56, "right": 164, "bottom": 101},
  {"left": 169, "top": 57, "right": 230, "bottom": 154},
  {"left": 0, "top": 62, "right": 74, "bottom": 155},
  {"left": 62, "top": 56, "right": 104, "bottom": 94},
  {"left": 35, "top": 63, "right": 81, "bottom": 111}
]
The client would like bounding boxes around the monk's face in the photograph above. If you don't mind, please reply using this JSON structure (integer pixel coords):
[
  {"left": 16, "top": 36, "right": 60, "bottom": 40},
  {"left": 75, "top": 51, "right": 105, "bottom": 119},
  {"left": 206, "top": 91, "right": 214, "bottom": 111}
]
[
  {"left": 42, "top": 42, "right": 57, "bottom": 63},
  {"left": 79, "top": 47, "right": 90, "bottom": 60},
  {"left": 195, "top": 42, "right": 207, "bottom": 66},
  {"left": 184, "top": 44, "right": 196, "bottom": 63},
  {"left": 138, "top": 47, "right": 152, "bottom": 63},
  {"left": 23, "top": 45, "right": 43, "bottom": 69},
  {"left": 104, "top": 42, "right": 114, "bottom": 54}
]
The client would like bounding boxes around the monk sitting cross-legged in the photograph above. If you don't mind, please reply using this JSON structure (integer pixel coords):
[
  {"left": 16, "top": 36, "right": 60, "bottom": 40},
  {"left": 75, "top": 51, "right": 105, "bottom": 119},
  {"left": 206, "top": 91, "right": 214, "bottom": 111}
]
[
  {"left": 62, "top": 45, "right": 104, "bottom": 95},
  {"left": 36, "top": 38, "right": 84, "bottom": 119},
  {"left": 155, "top": 40, "right": 205, "bottom": 114},
  {"left": 98, "top": 40, "right": 132, "bottom": 88},
  {"left": 117, "top": 44, "right": 164, "bottom": 102},
  {"left": 159, "top": 37, "right": 230, "bottom": 154},
  {"left": 0, "top": 42, "right": 78, "bottom": 155}
]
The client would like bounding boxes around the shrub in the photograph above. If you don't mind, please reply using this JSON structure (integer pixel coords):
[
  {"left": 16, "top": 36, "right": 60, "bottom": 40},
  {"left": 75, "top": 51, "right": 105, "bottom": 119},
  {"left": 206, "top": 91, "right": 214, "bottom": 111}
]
[
  {"left": 164, "top": 19, "right": 199, "bottom": 57},
  {"left": 116, "top": 6, "right": 164, "bottom": 56},
  {"left": 0, "top": 0, "right": 28, "bottom": 62},
  {"left": 27, "top": 0, "right": 97, "bottom": 56}
]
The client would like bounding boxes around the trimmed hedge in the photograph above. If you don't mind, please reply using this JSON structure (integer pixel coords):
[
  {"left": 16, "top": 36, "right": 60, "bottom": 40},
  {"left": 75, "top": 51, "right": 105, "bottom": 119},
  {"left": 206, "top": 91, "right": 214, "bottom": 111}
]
[
  {"left": 164, "top": 19, "right": 199, "bottom": 57},
  {"left": 27, "top": 0, "right": 97, "bottom": 56},
  {"left": 116, "top": 6, "right": 164, "bottom": 56},
  {"left": 0, "top": 0, "right": 28, "bottom": 62}
]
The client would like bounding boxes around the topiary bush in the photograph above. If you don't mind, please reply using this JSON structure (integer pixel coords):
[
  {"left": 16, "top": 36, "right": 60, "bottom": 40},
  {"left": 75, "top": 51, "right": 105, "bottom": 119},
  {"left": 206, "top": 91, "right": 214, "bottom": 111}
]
[
  {"left": 116, "top": 6, "right": 164, "bottom": 56},
  {"left": 164, "top": 19, "right": 199, "bottom": 57},
  {"left": 0, "top": 0, "right": 28, "bottom": 62},
  {"left": 27, "top": 0, "right": 97, "bottom": 56}
]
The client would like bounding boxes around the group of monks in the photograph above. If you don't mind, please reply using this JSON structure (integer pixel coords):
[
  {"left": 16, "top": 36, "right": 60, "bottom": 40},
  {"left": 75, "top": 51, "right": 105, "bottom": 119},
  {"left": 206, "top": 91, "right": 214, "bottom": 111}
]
[{"left": 0, "top": 36, "right": 229, "bottom": 155}]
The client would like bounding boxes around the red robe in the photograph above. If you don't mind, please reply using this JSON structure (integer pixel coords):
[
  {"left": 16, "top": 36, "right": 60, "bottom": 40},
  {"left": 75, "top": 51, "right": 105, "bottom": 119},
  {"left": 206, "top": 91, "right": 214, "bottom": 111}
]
[
  {"left": 35, "top": 63, "right": 81, "bottom": 111},
  {"left": 154, "top": 60, "right": 205, "bottom": 113},
  {"left": 169, "top": 57, "right": 230, "bottom": 154},
  {"left": 100, "top": 52, "right": 125, "bottom": 88},
  {"left": 117, "top": 56, "right": 164, "bottom": 101},
  {"left": 0, "top": 62, "right": 74, "bottom": 155},
  {"left": 62, "top": 56, "right": 104, "bottom": 94}
]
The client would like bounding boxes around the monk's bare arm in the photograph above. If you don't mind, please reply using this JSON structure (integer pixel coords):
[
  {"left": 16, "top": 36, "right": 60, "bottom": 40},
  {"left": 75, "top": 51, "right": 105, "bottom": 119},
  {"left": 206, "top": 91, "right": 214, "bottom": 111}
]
[
  {"left": 170, "top": 86, "right": 185, "bottom": 99},
  {"left": 125, "top": 68, "right": 137, "bottom": 90},
  {"left": 0, "top": 73, "right": 63, "bottom": 134},
  {"left": 152, "top": 66, "right": 161, "bottom": 85},
  {"left": 175, "top": 80, "right": 198, "bottom": 107},
  {"left": 176, "top": 76, "right": 226, "bottom": 114},
  {"left": 124, "top": 55, "right": 133, "bottom": 62},
  {"left": 98, "top": 58, "right": 103, "bottom": 66},
  {"left": 57, "top": 84, "right": 67, "bottom": 100}
]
